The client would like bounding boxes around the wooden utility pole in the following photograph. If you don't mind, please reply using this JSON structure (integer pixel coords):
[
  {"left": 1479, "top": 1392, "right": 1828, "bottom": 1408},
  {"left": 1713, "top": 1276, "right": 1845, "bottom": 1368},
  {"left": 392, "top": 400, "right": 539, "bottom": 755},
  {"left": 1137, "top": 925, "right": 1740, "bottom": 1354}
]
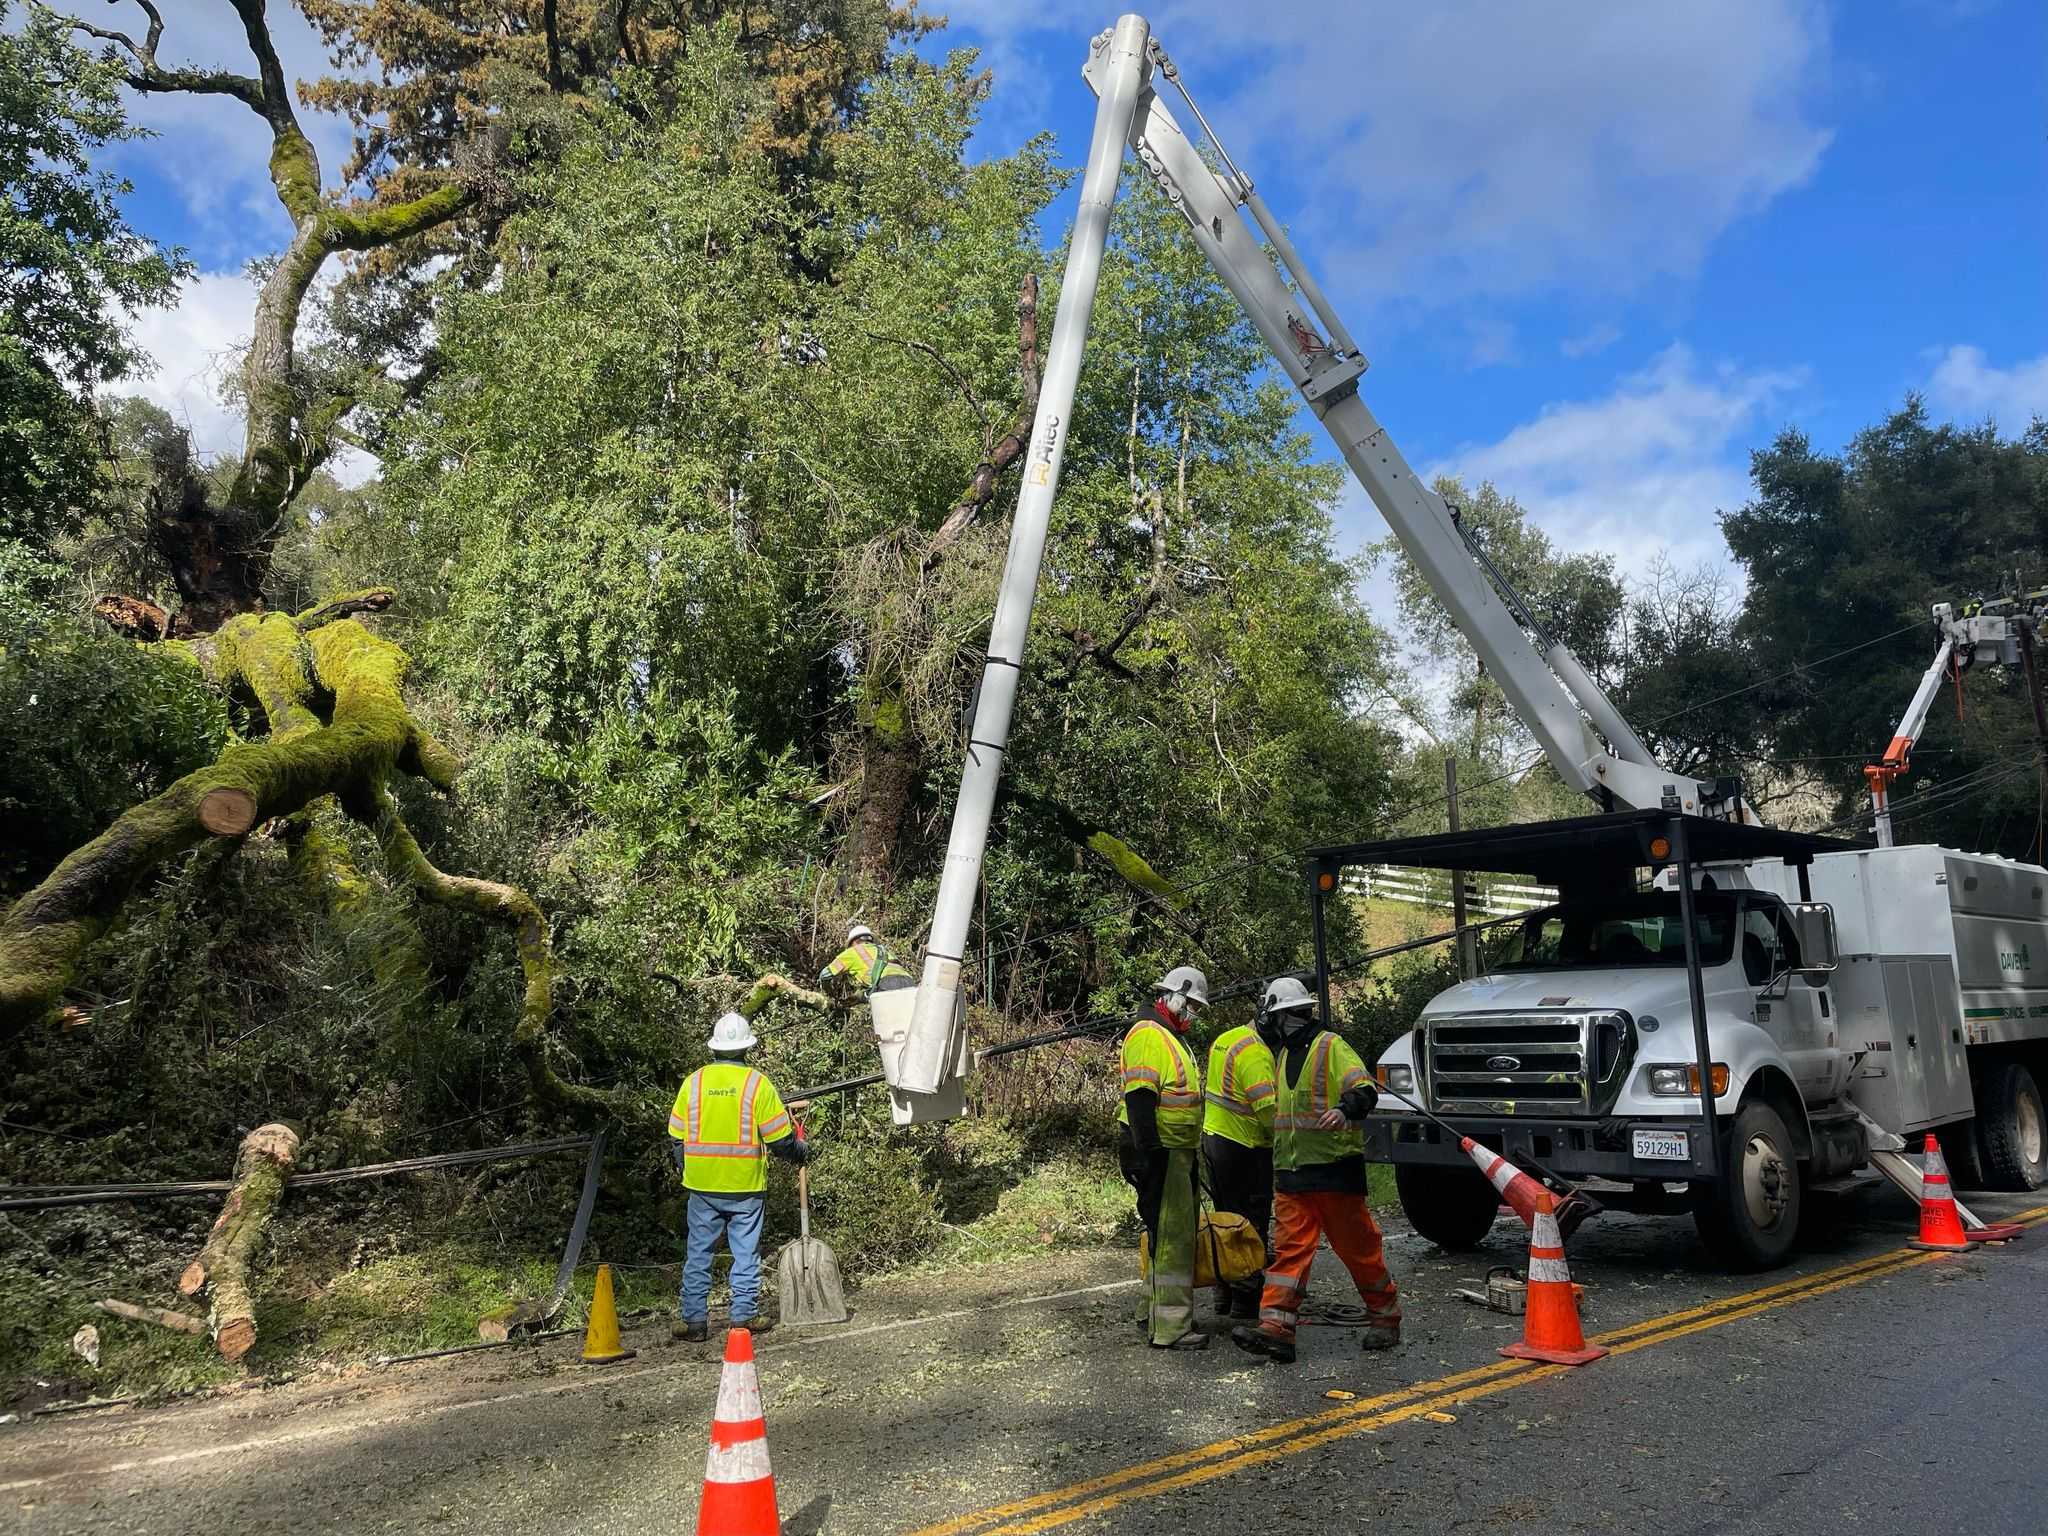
[{"left": 1446, "top": 758, "right": 1478, "bottom": 979}]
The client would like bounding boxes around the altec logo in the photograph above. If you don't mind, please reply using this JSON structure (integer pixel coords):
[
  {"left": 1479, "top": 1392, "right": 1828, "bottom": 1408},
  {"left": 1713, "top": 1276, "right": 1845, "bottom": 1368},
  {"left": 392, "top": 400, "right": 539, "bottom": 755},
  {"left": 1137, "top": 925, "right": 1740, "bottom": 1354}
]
[{"left": 2000, "top": 943, "right": 2032, "bottom": 974}]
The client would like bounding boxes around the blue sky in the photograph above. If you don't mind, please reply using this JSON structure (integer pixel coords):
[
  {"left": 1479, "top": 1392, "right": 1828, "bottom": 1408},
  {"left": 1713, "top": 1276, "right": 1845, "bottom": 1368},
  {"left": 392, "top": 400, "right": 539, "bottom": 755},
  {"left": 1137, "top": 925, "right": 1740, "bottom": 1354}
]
[{"left": 104, "top": 0, "right": 2046, "bottom": 596}]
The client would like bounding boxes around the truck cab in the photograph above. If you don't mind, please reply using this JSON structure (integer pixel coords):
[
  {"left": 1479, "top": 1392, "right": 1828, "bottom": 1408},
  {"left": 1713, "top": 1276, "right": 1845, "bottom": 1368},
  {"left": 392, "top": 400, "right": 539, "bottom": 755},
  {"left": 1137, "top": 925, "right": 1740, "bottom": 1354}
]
[{"left": 1306, "top": 811, "right": 1860, "bottom": 1268}]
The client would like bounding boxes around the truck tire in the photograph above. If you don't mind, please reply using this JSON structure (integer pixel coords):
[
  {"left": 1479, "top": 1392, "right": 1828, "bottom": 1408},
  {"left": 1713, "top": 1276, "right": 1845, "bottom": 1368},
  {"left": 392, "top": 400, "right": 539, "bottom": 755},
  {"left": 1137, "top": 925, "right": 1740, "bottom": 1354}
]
[
  {"left": 1977, "top": 1062, "right": 2048, "bottom": 1191},
  {"left": 1690, "top": 1101, "right": 1802, "bottom": 1270},
  {"left": 1394, "top": 1163, "right": 1498, "bottom": 1250}
]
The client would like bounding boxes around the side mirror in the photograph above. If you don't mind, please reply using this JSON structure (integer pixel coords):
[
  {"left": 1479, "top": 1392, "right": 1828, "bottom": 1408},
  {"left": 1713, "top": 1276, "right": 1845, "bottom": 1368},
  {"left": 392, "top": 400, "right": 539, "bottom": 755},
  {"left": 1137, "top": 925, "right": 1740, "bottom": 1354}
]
[{"left": 1789, "top": 902, "right": 1838, "bottom": 974}]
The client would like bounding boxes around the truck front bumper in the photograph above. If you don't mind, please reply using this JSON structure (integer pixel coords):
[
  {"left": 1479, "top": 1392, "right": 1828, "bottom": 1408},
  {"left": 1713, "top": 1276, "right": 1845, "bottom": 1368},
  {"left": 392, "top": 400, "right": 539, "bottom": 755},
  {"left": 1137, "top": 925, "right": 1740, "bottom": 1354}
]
[{"left": 1365, "top": 1113, "right": 1718, "bottom": 1182}]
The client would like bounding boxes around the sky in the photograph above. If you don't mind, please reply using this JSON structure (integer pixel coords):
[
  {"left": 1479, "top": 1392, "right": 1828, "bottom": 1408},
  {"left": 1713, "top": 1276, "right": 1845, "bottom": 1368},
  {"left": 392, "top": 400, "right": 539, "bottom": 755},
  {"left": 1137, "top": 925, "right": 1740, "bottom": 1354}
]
[{"left": 99, "top": 0, "right": 2047, "bottom": 608}]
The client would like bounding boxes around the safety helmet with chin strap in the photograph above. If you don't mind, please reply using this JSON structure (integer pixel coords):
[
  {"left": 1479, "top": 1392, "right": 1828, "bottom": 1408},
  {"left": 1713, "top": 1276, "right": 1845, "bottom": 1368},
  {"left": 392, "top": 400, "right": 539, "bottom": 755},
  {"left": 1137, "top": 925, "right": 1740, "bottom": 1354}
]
[
  {"left": 1154, "top": 965, "right": 1210, "bottom": 1013},
  {"left": 1262, "top": 976, "right": 1315, "bottom": 1016}
]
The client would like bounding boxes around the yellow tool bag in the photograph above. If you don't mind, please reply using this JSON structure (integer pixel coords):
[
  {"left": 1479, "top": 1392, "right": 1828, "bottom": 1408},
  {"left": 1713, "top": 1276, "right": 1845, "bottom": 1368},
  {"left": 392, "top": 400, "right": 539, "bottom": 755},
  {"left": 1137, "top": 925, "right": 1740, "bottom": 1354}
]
[{"left": 1141, "top": 1208, "right": 1266, "bottom": 1287}]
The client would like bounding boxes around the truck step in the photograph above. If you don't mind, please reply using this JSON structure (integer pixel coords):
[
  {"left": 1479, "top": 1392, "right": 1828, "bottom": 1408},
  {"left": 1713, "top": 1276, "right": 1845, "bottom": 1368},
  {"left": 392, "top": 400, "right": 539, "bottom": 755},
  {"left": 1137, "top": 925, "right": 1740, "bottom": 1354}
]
[{"left": 1807, "top": 1169, "right": 1882, "bottom": 1195}]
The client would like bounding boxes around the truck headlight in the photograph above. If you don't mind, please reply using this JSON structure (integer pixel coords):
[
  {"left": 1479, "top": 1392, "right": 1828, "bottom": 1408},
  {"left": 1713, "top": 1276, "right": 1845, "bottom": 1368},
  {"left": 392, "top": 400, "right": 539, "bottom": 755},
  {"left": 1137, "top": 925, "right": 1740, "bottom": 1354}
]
[
  {"left": 1648, "top": 1063, "right": 1729, "bottom": 1096},
  {"left": 1376, "top": 1064, "right": 1414, "bottom": 1094}
]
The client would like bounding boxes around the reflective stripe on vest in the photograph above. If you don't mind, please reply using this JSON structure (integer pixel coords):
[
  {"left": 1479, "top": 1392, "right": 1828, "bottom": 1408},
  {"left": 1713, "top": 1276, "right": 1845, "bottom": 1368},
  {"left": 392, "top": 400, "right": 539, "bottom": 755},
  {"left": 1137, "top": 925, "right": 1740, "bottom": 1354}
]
[
  {"left": 1272, "top": 1031, "right": 1367, "bottom": 1170},
  {"left": 1120, "top": 1018, "right": 1202, "bottom": 1148},
  {"left": 1202, "top": 1025, "right": 1276, "bottom": 1148},
  {"left": 684, "top": 1068, "right": 765, "bottom": 1160}
]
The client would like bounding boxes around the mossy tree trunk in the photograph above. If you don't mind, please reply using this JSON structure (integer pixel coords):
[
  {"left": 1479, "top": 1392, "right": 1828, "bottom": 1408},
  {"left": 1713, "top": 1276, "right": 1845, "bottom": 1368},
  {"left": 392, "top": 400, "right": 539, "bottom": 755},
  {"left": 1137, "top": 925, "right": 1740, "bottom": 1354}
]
[
  {"left": 179, "top": 1121, "right": 301, "bottom": 1362},
  {"left": 72, "top": 0, "right": 474, "bottom": 635}
]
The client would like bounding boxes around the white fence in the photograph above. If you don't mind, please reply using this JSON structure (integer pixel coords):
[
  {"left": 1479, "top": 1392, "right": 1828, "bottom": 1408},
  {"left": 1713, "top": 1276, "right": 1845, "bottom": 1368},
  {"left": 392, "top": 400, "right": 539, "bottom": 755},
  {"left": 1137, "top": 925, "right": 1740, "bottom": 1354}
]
[{"left": 1341, "top": 865, "right": 1556, "bottom": 920}]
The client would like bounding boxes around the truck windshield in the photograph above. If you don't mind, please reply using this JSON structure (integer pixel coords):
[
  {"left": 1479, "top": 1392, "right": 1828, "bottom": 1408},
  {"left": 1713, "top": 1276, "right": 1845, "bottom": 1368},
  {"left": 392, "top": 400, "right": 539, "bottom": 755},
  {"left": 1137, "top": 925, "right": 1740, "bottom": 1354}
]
[{"left": 1499, "top": 892, "right": 1737, "bottom": 971}]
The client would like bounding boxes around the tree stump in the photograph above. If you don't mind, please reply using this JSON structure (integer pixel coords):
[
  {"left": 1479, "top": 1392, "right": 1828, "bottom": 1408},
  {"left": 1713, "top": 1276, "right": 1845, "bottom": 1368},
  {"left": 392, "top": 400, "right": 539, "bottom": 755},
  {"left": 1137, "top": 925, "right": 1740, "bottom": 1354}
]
[{"left": 180, "top": 1122, "right": 300, "bottom": 1362}]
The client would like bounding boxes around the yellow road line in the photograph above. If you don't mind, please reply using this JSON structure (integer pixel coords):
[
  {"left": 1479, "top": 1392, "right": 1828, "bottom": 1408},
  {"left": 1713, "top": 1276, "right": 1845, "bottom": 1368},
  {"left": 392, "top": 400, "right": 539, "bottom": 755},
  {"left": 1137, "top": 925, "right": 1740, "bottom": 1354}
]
[{"left": 918, "top": 1206, "right": 2048, "bottom": 1536}]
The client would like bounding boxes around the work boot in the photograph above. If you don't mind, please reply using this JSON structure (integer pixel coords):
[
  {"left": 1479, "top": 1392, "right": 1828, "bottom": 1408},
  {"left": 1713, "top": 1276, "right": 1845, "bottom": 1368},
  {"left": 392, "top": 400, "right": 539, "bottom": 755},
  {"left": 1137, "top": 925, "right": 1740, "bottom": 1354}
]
[
  {"left": 734, "top": 1315, "right": 776, "bottom": 1337},
  {"left": 1359, "top": 1322, "right": 1401, "bottom": 1352},
  {"left": 1229, "top": 1288, "right": 1261, "bottom": 1322},
  {"left": 1231, "top": 1324, "right": 1296, "bottom": 1365},
  {"left": 1151, "top": 1329, "right": 1209, "bottom": 1351},
  {"left": 672, "top": 1319, "right": 709, "bottom": 1344}
]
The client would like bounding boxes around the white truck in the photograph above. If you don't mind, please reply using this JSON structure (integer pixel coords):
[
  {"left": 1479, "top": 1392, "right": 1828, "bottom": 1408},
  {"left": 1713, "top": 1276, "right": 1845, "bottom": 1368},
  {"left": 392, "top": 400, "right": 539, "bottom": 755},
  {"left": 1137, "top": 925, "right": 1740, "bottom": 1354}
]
[{"left": 870, "top": 12, "right": 2048, "bottom": 1267}]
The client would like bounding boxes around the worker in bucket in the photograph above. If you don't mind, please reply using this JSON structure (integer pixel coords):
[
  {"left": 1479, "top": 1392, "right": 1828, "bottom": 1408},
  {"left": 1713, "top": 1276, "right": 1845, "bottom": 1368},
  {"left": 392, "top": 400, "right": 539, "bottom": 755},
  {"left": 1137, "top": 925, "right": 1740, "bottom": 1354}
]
[
  {"left": 1202, "top": 998, "right": 1277, "bottom": 1323},
  {"left": 1233, "top": 977, "right": 1401, "bottom": 1364},
  {"left": 818, "top": 921, "right": 912, "bottom": 996},
  {"left": 1117, "top": 965, "right": 1210, "bottom": 1350},
  {"left": 667, "top": 1011, "right": 812, "bottom": 1343}
]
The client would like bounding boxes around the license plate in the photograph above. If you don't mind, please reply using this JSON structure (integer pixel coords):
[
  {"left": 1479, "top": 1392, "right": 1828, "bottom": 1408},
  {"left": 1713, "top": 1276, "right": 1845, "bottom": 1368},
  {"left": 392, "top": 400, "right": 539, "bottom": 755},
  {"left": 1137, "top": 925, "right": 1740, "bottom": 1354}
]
[{"left": 1632, "top": 1129, "right": 1690, "bottom": 1162}]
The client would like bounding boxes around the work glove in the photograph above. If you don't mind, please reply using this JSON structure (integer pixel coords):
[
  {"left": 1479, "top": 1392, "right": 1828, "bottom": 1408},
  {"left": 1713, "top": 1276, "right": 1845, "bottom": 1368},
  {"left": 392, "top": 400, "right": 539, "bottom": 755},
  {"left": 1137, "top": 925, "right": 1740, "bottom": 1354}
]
[
  {"left": 1338, "top": 1081, "right": 1380, "bottom": 1121},
  {"left": 667, "top": 1140, "right": 685, "bottom": 1174}
]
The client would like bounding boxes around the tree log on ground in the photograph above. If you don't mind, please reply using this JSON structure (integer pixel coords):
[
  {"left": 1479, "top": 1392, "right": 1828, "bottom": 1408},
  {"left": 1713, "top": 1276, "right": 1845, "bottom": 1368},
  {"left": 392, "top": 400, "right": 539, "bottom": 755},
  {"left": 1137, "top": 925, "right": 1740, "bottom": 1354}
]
[{"left": 179, "top": 1122, "right": 301, "bottom": 1362}]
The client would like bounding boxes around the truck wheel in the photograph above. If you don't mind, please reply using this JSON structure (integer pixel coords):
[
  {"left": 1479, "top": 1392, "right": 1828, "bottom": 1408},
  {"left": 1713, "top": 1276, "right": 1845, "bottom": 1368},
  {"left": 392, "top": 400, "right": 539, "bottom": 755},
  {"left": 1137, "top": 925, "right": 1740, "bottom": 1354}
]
[
  {"left": 1690, "top": 1102, "right": 1802, "bottom": 1270},
  {"left": 1394, "top": 1163, "right": 1498, "bottom": 1250},
  {"left": 1977, "top": 1062, "right": 2048, "bottom": 1191}
]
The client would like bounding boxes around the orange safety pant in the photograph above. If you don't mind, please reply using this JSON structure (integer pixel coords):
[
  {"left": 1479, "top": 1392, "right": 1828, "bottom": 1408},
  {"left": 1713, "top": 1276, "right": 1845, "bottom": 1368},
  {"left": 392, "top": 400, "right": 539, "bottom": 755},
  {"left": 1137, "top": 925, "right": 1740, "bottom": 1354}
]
[{"left": 1258, "top": 1189, "right": 1401, "bottom": 1342}]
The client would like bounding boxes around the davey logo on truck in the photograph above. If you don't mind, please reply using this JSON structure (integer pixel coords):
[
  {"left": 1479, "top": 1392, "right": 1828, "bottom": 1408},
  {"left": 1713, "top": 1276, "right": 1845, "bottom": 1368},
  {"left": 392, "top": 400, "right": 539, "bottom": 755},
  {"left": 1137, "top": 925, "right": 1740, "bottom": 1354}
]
[
  {"left": 1999, "top": 942, "right": 2032, "bottom": 975},
  {"left": 1486, "top": 1055, "right": 1521, "bottom": 1072}
]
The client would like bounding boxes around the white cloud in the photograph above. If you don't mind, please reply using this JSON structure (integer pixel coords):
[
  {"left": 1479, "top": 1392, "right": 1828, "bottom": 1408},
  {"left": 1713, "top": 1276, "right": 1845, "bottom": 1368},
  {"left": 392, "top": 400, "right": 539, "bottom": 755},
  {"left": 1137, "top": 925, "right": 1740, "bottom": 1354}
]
[
  {"left": 1423, "top": 344, "right": 1805, "bottom": 574},
  {"left": 945, "top": 2, "right": 1831, "bottom": 304},
  {"left": 122, "top": 269, "right": 376, "bottom": 488},
  {"left": 1925, "top": 346, "right": 2048, "bottom": 427},
  {"left": 1561, "top": 323, "right": 1622, "bottom": 360},
  {"left": 122, "top": 269, "right": 253, "bottom": 463}
]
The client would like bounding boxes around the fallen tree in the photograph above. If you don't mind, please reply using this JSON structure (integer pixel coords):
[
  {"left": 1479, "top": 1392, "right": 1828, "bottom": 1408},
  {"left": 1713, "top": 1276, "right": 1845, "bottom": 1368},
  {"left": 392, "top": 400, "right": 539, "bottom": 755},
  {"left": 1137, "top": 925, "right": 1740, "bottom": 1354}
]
[{"left": 0, "top": 592, "right": 623, "bottom": 1117}]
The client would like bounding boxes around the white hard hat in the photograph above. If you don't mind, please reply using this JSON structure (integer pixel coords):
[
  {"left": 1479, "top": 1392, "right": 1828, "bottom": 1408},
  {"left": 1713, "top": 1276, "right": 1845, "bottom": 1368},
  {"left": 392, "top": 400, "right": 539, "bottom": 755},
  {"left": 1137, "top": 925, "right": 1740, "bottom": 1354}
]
[
  {"left": 1155, "top": 965, "right": 1210, "bottom": 1008},
  {"left": 847, "top": 922, "right": 874, "bottom": 944},
  {"left": 1262, "top": 976, "right": 1315, "bottom": 1014},
  {"left": 709, "top": 1012, "right": 758, "bottom": 1053}
]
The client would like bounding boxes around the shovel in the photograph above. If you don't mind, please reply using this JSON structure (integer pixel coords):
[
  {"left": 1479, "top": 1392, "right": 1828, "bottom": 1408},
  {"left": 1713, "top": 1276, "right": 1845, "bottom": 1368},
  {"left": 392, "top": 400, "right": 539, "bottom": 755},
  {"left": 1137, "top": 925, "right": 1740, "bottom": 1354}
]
[{"left": 776, "top": 1129, "right": 848, "bottom": 1326}]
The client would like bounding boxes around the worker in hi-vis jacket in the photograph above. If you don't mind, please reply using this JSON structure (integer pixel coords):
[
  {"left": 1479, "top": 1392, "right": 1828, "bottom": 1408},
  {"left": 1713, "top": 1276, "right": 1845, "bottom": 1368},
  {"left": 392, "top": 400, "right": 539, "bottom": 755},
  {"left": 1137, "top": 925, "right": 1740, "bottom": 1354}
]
[
  {"left": 818, "top": 922, "right": 912, "bottom": 996},
  {"left": 1117, "top": 965, "right": 1211, "bottom": 1350}
]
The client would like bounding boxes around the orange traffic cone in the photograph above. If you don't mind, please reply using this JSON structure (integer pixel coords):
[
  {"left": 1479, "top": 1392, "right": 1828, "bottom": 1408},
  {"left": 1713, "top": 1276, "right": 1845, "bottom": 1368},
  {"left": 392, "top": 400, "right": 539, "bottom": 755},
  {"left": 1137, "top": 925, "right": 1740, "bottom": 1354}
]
[
  {"left": 1909, "top": 1133, "right": 1980, "bottom": 1253},
  {"left": 1462, "top": 1136, "right": 1549, "bottom": 1229},
  {"left": 697, "top": 1328, "right": 780, "bottom": 1536},
  {"left": 1499, "top": 1193, "right": 1607, "bottom": 1367},
  {"left": 581, "top": 1262, "right": 636, "bottom": 1364}
]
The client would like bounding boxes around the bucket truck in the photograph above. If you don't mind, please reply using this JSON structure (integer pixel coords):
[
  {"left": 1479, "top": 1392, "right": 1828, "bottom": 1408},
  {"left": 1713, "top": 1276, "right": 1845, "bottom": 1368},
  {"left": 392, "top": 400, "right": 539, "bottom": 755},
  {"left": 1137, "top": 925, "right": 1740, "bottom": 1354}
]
[
  {"left": 871, "top": 14, "right": 2048, "bottom": 1273},
  {"left": 882, "top": 12, "right": 1747, "bottom": 1125}
]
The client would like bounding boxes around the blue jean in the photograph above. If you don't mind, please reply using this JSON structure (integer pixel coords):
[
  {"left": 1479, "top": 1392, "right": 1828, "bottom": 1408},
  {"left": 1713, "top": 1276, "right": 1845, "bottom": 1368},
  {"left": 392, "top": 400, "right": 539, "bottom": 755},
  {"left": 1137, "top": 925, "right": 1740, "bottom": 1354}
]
[{"left": 682, "top": 1190, "right": 766, "bottom": 1323}]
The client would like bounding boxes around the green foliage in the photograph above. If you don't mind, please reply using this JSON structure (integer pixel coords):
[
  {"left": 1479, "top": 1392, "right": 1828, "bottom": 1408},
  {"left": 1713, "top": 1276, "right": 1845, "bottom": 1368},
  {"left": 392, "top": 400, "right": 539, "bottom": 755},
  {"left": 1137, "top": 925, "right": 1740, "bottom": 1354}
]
[
  {"left": 0, "top": 1, "right": 187, "bottom": 552},
  {"left": 0, "top": 596, "right": 227, "bottom": 891}
]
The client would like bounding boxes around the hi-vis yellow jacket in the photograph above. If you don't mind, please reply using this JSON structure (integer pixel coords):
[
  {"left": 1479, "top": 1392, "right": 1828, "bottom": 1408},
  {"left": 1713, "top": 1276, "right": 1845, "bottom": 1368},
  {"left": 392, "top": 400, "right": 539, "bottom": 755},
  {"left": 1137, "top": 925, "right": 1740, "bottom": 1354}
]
[
  {"left": 1271, "top": 1031, "right": 1372, "bottom": 1171},
  {"left": 1116, "top": 1010, "right": 1203, "bottom": 1149},
  {"left": 668, "top": 1062, "right": 794, "bottom": 1195},
  {"left": 1202, "top": 1024, "right": 1277, "bottom": 1149},
  {"left": 819, "top": 939, "right": 911, "bottom": 992}
]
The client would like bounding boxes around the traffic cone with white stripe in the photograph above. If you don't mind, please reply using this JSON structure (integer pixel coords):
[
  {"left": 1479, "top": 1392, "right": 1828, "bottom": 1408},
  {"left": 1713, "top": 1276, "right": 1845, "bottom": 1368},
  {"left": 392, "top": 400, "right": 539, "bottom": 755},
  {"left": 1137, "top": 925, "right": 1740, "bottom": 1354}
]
[
  {"left": 1908, "top": 1132, "right": 1980, "bottom": 1253},
  {"left": 697, "top": 1327, "right": 780, "bottom": 1536},
  {"left": 1499, "top": 1193, "right": 1607, "bottom": 1367},
  {"left": 1462, "top": 1136, "right": 1548, "bottom": 1229}
]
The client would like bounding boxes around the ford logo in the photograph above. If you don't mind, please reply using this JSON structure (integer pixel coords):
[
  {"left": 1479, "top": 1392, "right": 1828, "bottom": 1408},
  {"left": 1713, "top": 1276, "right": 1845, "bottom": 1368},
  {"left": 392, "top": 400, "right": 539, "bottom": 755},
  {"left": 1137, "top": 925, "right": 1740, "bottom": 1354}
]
[{"left": 1486, "top": 1054, "right": 1521, "bottom": 1072}]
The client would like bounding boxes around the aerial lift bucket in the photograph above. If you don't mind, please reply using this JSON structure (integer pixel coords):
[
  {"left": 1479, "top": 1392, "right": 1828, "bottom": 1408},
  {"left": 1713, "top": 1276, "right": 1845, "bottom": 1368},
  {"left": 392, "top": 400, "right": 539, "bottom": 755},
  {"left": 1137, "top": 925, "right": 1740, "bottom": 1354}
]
[{"left": 870, "top": 987, "right": 971, "bottom": 1125}]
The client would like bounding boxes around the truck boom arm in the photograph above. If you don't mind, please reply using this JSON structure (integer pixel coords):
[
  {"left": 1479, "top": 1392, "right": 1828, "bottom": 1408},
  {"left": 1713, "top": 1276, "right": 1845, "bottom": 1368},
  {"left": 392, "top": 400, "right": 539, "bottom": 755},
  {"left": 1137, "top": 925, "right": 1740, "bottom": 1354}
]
[{"left": 895, "top": 14, "right": 1728, "bottom": 1098}]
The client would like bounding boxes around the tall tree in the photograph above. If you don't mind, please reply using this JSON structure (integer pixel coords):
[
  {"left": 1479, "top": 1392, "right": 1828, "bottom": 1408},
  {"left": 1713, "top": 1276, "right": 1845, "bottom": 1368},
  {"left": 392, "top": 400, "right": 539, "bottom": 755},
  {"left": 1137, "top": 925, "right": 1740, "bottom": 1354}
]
[
  {"left": 63, "top": 0, "right": 480, "bottom": 635},
  {"left": 0, "top": 0, "right": 185, "bottom": 564},
  {"left": 1373, "top": 479, "right": 1624, "bottom": 762}
]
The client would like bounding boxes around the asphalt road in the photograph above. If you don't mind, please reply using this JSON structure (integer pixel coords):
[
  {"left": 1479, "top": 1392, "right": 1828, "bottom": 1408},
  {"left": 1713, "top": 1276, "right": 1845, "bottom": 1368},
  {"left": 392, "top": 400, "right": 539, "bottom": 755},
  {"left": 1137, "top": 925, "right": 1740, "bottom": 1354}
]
[{"left": 7, "top": 1183, "right": 2046, "bottom": 1535}]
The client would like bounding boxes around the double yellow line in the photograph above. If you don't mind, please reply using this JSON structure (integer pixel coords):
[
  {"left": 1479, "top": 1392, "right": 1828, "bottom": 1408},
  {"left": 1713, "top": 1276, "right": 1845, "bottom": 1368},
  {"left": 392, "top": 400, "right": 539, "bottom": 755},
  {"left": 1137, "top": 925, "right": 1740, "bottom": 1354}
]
[{"left": 913, "top": 1208, "right": 2048, "bottom": 1536}]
